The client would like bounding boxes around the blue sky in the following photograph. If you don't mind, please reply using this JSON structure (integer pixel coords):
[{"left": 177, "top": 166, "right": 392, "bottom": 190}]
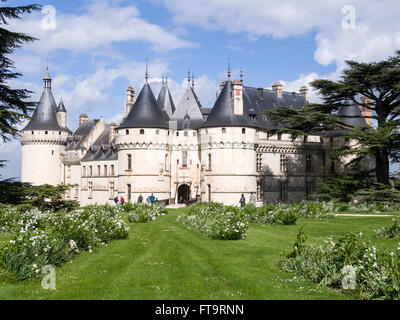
[{"left": 1, "top": 0, "right": 400, "bottom": 179}]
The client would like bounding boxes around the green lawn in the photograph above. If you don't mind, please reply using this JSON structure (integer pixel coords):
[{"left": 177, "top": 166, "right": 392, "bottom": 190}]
[{"left": 0, "top": 210, "right": 398, "bottom": 300}]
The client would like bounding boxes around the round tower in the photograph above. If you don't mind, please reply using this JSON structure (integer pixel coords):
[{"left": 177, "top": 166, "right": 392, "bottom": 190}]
[
  {"left": 199, "top": 78, "right": 258, "bottom": 206},
  {"left": 115, "top": 71, "right": 171, "bottom": 203},
  {"left": 20, "top": 67, "right": 70, "bottom": 185}
]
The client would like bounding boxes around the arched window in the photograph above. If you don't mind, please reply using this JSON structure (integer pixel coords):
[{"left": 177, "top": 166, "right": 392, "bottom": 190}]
[
  {"left": 140, "top": 129, "right": 145, "bottom": 135},
  {"left": 126, "top": 129, "right": 129, "bottom": 135},
  {"left": 176, "top": 132, "right": 179, "bottom": 137},
  {"left": 222, "top": 128, "right": 226, "bottom": 134},
  {"left": 242, "top": 128, "right": 246, "bottom": 134},
  {"left": 45, "top": 131, "right": 48, "bottom": 135}
]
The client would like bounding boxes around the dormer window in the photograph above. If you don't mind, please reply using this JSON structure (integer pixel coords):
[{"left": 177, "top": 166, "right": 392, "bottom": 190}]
[
  {"left": 45, "top": 131, "right": 48, "bottom": 135},
  {"left": 156, "top": 129, "right": 159, "bottom": 135},
  {"left": 222, "top": 128, "right": 226, "bottom": 134},
  {"left": 242, "top": 128, "right": 246, "bottom": 134},
  {"left": 31, "top": 131, "right": 34, "bottom": 134},
  {"left": 126, "top": 129, "right": 129, "bottom": 135},
  {"left": 184, "top": 131, "right": 188, "bottom": 137},
  {"left": 140, "top": 129, "right": 145, "bottom": 135}
]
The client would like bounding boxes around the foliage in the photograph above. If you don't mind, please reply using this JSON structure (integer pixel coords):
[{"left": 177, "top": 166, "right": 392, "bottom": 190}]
[
  {"left": 280, "top": 231, "right": 400, "bottom": 300},
  {"left": 127, "top": 203, "right": 167, "bottom": 223},
  {"left": 376, "top": 217, "right": 400, "bottom": 239},
  {"left": 0, "top": 1, "right": 41, "bottom": 144},
  {"left": 178, "top": 202, "right": 249, "bottom": 240},
  {"left": 266, "top": 50, "right": 400, "bottom": 186},
  {"left": 0, "top": 180, "right": 78, "bottom": 212},
  {"left": 0, "top": 204, "right": 129, "bottom": 280}
]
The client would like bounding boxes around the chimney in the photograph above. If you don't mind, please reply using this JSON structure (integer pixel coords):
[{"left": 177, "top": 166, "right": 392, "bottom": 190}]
[
  {"left": 126, "top": 85, "right": 135, "bottom": 115},
  {"left": 109, "top": 122, "right": 117, "bottom": 143},
  {"left": 232, "top": 80, "right": 243, "bottom": 115},
  {"left": 300, "top": 85, "right": 309, "bottom": 102},
  {"left": 79, "top": 113, "right": 88, "bottom": 126},
  {"left": 361, "top": 96, "right": 373, "bottom": 126},
  {"left": 272, "top": 81, "right": 283, "bottom": 99}
]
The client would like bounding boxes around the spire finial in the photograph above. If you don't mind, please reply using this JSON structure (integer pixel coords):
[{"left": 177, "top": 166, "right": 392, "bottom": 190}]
[
  {"left": 228, "top": 55, "right": 231, "bottom": 80},
  {"left": 145, "top": 58, "right": 149, "bottom": 84},
  {"left": 192, "top": 73, "right": 195, "bottom": 89},
  {"left": 187, "top": 69, "right": 191, "bottom": 87},
  {"left": 43, "top": 64, "right": 51, "bottom": 89}
]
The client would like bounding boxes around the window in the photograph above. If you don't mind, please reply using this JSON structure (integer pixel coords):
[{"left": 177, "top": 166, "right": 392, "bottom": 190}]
[
  {"left": 97, "top": 165, "right": 101, "bottom": 176},
  {"left": 182, "top": 151, "right": 188, "bottom": 167},
  {"left": 59, "top": 131, "right": 61, "bottom": 135},
  {"left": 306, "top": 181, "right": 313, "bottom": 198},
  {"left": 208, "top": 154, "right": 212, "bottom": 170},
  {"left": 127, "top": 184, "right": 132, "bottom": 202},
  {"left": 242, "top": 128, "right": 246, "bottom": 134},
  {"left": 222, "top": 128, "right": 226, "bottom": 134},
  {"left": 277, "top": 133, "right": 282, "bottom": 141},
  {"left": 304, "top": 136, "right": 308, "bottom": 142},
  {"left": 306, "top": 155, "right": 312, "bottom": 173},
  {"left": 74, "top": 187, "right": 79, "bottom": 199},
  {"left": 207, "top": 184, "right": 211, "bottom": 202},
  {"left": 89, "top": 166, "right": 93, "bottom": 176},
  {"left": 66, "top": 188, "right": 71, "bottom": 199},
  {"left": 331, "top": 159, "right": 335, "bottom": 173},
  {"left": 126, "top": 129, "right": 129, "bottom": 135},
  {"left": 176, "top": 132, "right": 179, "bottom": 137},
  {"left": 156, "top": 129, "right": 159, "bottom": 135},
  {"left": 31, "top": 131, "right": 34, "bottom": 134},
  {"left": 104, "top": 165, "right": 107, "bottom": 176},
  {"left": 165, "top": 154, "right": 169, "bottom": 171},
  {"left": 111, "top": 165, "right": 115, "bottom": 176},
  {"left": 109, "top": 182, "right": 115, "bottom": 200},
  {"left": 140, "top": 129, "right": 145, "bottom": 135},
  {"left": 256, "top": 153, "right": 262, "bottom": 172},
  {"left": 280, "top": 181, "right": 288, "bottom": 202},
  {"left": 193, "top": 132, "right": 197, "bottom": 136},
  {"left": 184, "top": 131, "right": 188, "bottom": 137},
  {"left": 127, "top": 154, "right": 132, "bottom": 170},
  {"left": 82, "top": 166, "right": 86, "bottom": 177},
  {"left": 88, "top": 182, "right": 93, "bottom": 199},
  {"left": 280, "top": 155, "right": 287, "bottom": 172},
  {"left": 52, "top": 150, "right": 54, "bottom": 155},
  {"left": 67, "top": 165, "right": 71, "bottom": 178},
  {"left": 45, "top": 131, "right": 48, "bottom": 135}
]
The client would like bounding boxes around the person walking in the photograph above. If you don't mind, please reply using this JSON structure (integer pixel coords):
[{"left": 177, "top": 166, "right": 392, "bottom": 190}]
[
  {"left": 149, "top": 193, "right": 155, "bottom": 204},
  {"left": 239, "top": 194, "right": 246, "bottom": 207},
  {"left": 120, "top": 196, "right": 125, "bottom": 206},
  {"left": 137, "top": 194, "right": 143, "bottom": 203},
  {"left": 113, "top": 196, "right": 119, "bottom": 205}
]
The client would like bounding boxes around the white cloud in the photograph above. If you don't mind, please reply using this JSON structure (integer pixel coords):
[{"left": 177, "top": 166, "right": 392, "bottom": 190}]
[{"left": 8, "top": 1, "right": 196, "bottom": 54}]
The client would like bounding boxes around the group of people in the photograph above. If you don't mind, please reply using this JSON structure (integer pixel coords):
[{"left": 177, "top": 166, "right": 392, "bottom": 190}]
[
  {"left": 113, "top": 193, "right": 159, "bottom": 205},
  {"left": 239, "top": 193, "right": 256, "bottom": 207}
]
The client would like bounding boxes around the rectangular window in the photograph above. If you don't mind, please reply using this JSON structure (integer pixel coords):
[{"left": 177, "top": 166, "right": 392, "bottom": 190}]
[
  {"left": 111, "top": 165, "right": 115, "bottom": 176},
  {"left": 67, "top": 165, "right": 71, "bottom": 178},
  {"left": 88, "top": 182, "right": 93, "bottom": 199},
  {"left": 127, "top": 154, "right": 132, "bottom": 170},
  {"left": 89, "top": 166, "right": 93, "bottom": 177},
  {"left": 280, "top": 155, "right": 287, "bottom": 172},
  {"left": 208, "top": 154, "right": 212, "bottom": 170},
  {"left": 207, "top": 184, "right": 211, "bottom": 202},
  {"left": 109, "top": 181, "right": 114, "bottom": 200},
  {"left": 104, "top": 165, "right": 107, "bottom": 176},
  {"left": 127, "top": 184, "right": 131, "bottom": 202},
  {"left": 256, "top": 153, "right": 262, "bottom": 172},
  {"left": 277, "top": 133, "right": 282, "bottom": 141},
  {"left": 165, "top": 154, "right": 169, "bottom": 171},
  {"left": 74, "top": 187, "right": 79, "bottom": 199},
  {"left": 306, "top": 155, "right": 312, "bottom": 173},
  {"left": 280, "top": 181, "right": 288, "bottom": 202},
  {"left": 82, "top": 166, "right": 86, "bottom": 177},
  {"left": 97, "top": 165, "right": 101, "bottom": 176},
  {"left": 182, "top": 151, "right": 188, "bottom": 167}
]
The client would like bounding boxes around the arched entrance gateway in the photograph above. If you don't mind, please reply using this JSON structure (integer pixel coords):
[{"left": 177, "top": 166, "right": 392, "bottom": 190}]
[{"left": 177, "top": 184, "right": 190, "bottom": 203}]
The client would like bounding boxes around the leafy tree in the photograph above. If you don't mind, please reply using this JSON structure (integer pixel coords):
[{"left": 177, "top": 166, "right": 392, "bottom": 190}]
[
  {"left": 267, "top": 51, "right": 400, "bottom": 185},
  {"left": 0, "top": 0, "right": 41, "bottom": 167}
]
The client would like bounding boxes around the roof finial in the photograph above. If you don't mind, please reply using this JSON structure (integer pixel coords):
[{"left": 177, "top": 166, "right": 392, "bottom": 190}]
[
  {"left": 187, "top": 69, "right": 191, "bottom": 87},
  {"left": 240, "top": 67, "right": 243, "bottom": 83},
  {"left": 43, "top": 64, "right": 51, "bottom": 89},
  {"left": 192, "top": 73, "right": 195, "bottom": 89},
  {"left": 228, "top": 55, "right": 231, "bottom": 80},
  {"left": 145, "top": 58, "right": 149, "bottom": 84}
]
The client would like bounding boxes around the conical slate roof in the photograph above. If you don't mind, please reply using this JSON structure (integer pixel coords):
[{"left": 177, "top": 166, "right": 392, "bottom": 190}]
[
  {"left": 338, "top": 100, "right": 369, "bottom": 129},
  {"left": 172, "top": 85, "right": 203, "bottom": 121},
  {"left": 200, "top": 80, "right": 256, "bottom": 128},
  {"left": 118, "top": 83, "right": 169, "bottom": 129},
  {"left": 157, "top": 81, "right": 176, "bottom": 118},
  {"left": 57, "top": 99, "right": 66, "bottom": 112},
  {"left": 23, "top": 71, "right": 69, "bottom": 132}
]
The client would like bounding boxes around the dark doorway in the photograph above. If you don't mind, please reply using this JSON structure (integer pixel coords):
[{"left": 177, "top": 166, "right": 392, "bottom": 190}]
[{"left": 178, "top": 184, "right": 190, "bottom": 203}]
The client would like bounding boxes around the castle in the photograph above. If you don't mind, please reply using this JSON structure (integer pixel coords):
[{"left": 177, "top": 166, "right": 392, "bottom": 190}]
[{"left": 20, "top": 66, "right": 371, "bottom": 206}]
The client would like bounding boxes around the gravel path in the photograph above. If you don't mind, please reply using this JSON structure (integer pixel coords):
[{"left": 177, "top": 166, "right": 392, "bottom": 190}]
[{"left": 336, "top": 214, "right": 395, "bottom": 217}]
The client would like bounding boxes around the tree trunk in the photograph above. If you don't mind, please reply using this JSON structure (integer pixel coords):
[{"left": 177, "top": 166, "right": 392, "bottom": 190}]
[{"left": 375, "top": 148, "right": 390, "bottom": 185}]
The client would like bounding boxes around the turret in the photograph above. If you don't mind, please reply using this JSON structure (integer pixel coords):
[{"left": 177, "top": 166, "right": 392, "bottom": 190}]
[
  {"left": 56, "top": 98, "right": 67, "bottom": 128},
  {"left": 20, "top": 67, "right": 70, "bottom": 185}
]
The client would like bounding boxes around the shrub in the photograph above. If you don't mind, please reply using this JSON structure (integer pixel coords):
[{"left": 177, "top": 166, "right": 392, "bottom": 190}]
[
  {"left": 375, "top": 217, "right": 400, "bottom": 239},
  {"left": 178, "top": 202, "right": 249, "bottom": 240},
  {"left": 127, "top": 203, "right": 167, "bottom": 223},
  {"left": 254, "top": 205, "right": 298, "bottom": 225},
  {"left": 280, "top": 231, "right": 400, "bottom": 300}
]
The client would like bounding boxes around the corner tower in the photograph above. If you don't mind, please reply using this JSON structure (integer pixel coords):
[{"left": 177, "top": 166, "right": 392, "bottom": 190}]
[{"left": 20, "top": 67, "right": 70, "bottom": 185}]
